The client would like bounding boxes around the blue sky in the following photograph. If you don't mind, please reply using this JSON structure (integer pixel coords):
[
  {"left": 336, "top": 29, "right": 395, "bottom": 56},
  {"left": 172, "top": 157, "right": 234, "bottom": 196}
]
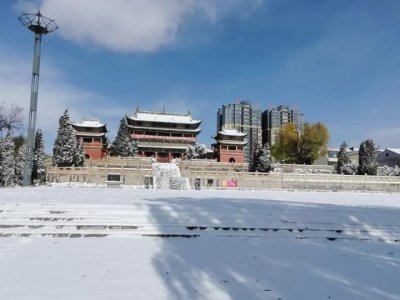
[{"left": 1, "top": 0, "right": 400, "bottom": 152}]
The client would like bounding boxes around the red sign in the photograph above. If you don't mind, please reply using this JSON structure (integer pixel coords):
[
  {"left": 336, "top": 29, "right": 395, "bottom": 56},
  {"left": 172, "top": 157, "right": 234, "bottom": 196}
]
[{"left": 227, "top": 180, "right": 237, "bottom": 187}]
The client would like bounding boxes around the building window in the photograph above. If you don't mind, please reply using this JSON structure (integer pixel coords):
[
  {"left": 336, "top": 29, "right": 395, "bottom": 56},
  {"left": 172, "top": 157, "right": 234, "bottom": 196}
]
[
  {"left": 83, "top": 138, "right": 92, "bottom": 143},
  {"left": 228, "top": 146, "right": 236, "bottom": 151}
]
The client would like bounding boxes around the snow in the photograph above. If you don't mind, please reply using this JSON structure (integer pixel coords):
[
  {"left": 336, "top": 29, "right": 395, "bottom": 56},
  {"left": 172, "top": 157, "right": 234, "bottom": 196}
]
[
  {"left": 387, "top": 148, "right": 400, "bottom": 155},
  {"left": 129, "top": 111, "right": 201, "bottom": 124},
  {"left": 72, "top": 118, "right": 105, "bottom": 128},
  {"left": 219, "top": 128, "right": 246, "bottom": 136},
  {"left": 0, "top": 187, "right": 400, "bottom": 299}
]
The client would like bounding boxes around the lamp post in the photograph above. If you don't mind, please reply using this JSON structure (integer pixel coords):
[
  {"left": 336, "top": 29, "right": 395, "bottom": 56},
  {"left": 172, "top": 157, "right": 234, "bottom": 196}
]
[{"left": 19, "top": 11, "right": 58, "bottom": 186}]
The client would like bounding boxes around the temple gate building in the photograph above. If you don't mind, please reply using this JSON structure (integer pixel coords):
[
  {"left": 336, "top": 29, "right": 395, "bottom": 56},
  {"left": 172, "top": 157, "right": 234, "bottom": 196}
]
[
  {"left": 214, "top": 128, "right": 247, "bottom": 163},
  {"left": 126, "top": 108, "right": 201, "bottom": 163},
  {"left": 72, "top": 118, "right": 108, "bottom": 159}
]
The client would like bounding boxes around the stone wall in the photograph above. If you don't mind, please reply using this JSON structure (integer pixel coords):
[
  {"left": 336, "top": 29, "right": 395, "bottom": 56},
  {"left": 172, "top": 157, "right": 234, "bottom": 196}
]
[
  {"left": 47, "top": 165, "right": 152, "bottom": 186},
  {"left": 46, "top": 159, "right": 400, "bottom": 193},
  {"left": 177, "top": 161, "right": 249, "bottom": 173},
  {"left": 185, "top": 172, "right": 400, "bottom": 193}
]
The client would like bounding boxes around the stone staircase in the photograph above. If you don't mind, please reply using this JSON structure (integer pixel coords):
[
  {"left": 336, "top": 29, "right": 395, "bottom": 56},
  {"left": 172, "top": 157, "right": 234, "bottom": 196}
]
[{"left": 152, "top": 163, "right": 190, "bottom": 190}]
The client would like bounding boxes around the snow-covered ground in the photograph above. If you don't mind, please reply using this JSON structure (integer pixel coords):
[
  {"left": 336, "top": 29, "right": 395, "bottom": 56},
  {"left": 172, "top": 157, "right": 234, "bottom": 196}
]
[{"left": 0, "top": 187, "right": 399, "bottom": 300}]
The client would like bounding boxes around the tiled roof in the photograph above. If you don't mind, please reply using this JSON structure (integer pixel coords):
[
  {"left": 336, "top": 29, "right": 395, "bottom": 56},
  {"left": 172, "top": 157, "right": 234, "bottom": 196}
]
[{"left": 128, "top": 109, "right": 201, "bottom": 124}]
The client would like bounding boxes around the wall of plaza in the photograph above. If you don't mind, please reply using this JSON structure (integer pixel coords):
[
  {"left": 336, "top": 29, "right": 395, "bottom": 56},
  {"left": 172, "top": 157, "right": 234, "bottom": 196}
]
[{"left": 46, "top": 158, "right": 400, "bottom": 193}]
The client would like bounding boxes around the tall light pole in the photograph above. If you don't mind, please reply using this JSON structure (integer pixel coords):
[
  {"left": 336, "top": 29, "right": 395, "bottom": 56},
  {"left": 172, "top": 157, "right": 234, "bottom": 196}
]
[{"left": 19, "top": 11, "right": 58, "bottom": 186}]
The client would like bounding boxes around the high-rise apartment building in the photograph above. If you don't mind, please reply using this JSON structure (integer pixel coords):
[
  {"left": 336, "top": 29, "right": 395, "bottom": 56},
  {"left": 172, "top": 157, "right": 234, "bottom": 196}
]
[
  {"left": 262, "top": 105, "right": 304, "bottom": 147},
  {"left": 217, "top": 101, "right": 262, "bottom": 164}
]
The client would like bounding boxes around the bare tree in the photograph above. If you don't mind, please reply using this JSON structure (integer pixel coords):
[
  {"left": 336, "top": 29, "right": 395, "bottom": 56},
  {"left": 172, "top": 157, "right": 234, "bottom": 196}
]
[{"left": 0, "top": 103, "right": 24, "bottom": 138}]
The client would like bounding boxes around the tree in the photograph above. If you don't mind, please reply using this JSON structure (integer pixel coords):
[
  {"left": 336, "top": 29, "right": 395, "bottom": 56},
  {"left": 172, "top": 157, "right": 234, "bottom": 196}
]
[
  {"left": 0, "top": 134, "right": 16, "bottom": 186},
  {"left": 13, "top": 134, "right": 26, "bottom": 156},
  {"left": 340, "top": 162, "right": 358, "bottom": 175},
  {"left": 15, "top": 141, "right": 27, "bottom": 185},
  {"left": 185, "top": 144, "right": 213, "bottom": 160},
  {"left": 336, "top": 142, "right": 350, "bottom": 174},
  {"left": 252, "top": 144, "right": 272, "bottom": 172},
  {"left": 358, "top": 139, "right": 377, "bottom": 175},
  {"left": 380, "top": 165, "right": 400, "bottom": 176},
  {"left": 272, "top": 122, "right": 329, "bottom": 165},
  {"left": 185, "top": 145, "right": 197, "bottom": 159},
  {"left": 110, "top": 118, "right": 138, "bottom": 157},
  {"left": 32, "top": 129, "right": 46, "bottom": 183},
  {"left": 74, "top": 138, "right": 85, "bottom": 167},
  {"left": 53, "top": 110, "right": 77, "bottom": 166},
  {"left": 0, "top": 104, "right": 23, "bottom": 137}
]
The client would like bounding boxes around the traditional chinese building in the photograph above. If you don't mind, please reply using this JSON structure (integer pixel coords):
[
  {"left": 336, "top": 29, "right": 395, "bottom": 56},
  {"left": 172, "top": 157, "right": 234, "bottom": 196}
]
[
  {"left": 126, "top": 108, "right": 201, "bottom": 163},
  {"left": 72, "top": 118, "right": 108, "bottom": 159},
  {"left": 214, "top": 128, "right": 247, "bottom": 163}
]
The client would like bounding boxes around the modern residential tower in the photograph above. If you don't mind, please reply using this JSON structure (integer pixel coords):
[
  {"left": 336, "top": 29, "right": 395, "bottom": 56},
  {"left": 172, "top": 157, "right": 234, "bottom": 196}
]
[
  {"left": 262, "top": 105, "right": 304, "bottom": 147},
  {"left": 217, "top": 101, "right": 262, "bottom": 164}
]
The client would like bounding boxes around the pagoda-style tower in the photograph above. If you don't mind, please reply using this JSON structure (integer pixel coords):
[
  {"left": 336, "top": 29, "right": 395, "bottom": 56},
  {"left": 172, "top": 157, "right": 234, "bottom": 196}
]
[
  {"left": 215, "top": 128, "right": 247, "bottom": 163},
  {"left": 126, "top": 108, "right": 201, "bottom": 163},
  {"left": 72, "top": 118, "right": 108, "bottom": 159}
]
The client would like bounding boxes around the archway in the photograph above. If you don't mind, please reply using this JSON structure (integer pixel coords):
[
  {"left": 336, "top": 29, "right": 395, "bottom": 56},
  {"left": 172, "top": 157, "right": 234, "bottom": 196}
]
[{"left": 229, "top": 157, "right": 235, "bottom": 163}]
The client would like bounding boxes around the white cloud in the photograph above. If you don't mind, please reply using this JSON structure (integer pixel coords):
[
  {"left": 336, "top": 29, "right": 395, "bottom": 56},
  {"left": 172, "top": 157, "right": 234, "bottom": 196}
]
[{"left": 15, "top": 0, "right": 263, "bottom": 52}]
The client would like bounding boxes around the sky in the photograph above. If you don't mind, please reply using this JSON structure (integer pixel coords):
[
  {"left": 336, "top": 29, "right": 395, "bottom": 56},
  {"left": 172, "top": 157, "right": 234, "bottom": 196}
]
[{"left": 1, "top": 0, "right": 400, "bottom": 153}]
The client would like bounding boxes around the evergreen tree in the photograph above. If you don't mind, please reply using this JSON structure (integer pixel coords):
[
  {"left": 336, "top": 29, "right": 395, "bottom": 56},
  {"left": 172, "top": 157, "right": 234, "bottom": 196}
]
[
  {"left": 0, "top": 134, "right": 16, "bottom": 186},
  {"left": 53, "top": 110, "right": 77, "bottom": 166},
  {"left": 110, "top": 118, "right": 138, "bottom": 157},
  {"left": 32, "top": 129, "right": 46, "bottom": 183},
  {"left": 74, "top": 138, "right": 85, "bottom": 167},
  {"left": 252, "top": 144, "right": 272, "bottom": 172},
  {"left": 15, "top": 141, "right": 27, "bottom": 185},
  {"left": 13, "top": 134, "right": 25, "bottom": 156},
  {"left": 336, "top": 142, "right": 350, "bottom": 174},
  {"left": 358, "top": 139, "right": 378, "bottom": 175}
]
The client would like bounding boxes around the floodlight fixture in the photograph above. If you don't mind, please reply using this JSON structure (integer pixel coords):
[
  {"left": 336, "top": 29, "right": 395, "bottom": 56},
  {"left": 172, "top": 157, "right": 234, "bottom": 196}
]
[
  {"left": 19, "top": 10, "right": 58, "bottom": 34},
  {"left": 19, "top": 11, "right": 58, "bottom": 186}
]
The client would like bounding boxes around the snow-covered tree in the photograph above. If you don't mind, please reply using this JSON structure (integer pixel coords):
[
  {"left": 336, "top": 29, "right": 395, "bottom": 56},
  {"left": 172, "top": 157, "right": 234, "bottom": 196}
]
[
  {"left": 358, "top": 139, "right": 378, "bottom": 175},
  {"left": 252, "top": 144, "right": 272, "bottom": 172},
  {"left": 0, "top": 134, "right": 16, "bottom": 186},
  {"left": 185, "top": 145, "right": 197, "bottom": 159},
  {"left": 15, "top": 141, "right": 27, "bottom": 185},
  {"left": 379, "top": 165, "right": 400, "bottom": 176},
  {"left": 336, "top": 142, "right": 352, "bottom": 174},
  {"left": 74, "top": 138, "right": 85, "bottom": 167},
  {"left": 32, "top": 129, "right": 46, "bottom": 183},
  {"left": 185, "top": 144, "right": 214, "bottom": 160},
  {"left": 110, "top": 118, "right": 138, "bottom": 157},
  {"left": 340, "top": 162, "right": 358, "bottom": 175},
  {"left": 53, "top": 110, "right": 77, "bottom": 166}
]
